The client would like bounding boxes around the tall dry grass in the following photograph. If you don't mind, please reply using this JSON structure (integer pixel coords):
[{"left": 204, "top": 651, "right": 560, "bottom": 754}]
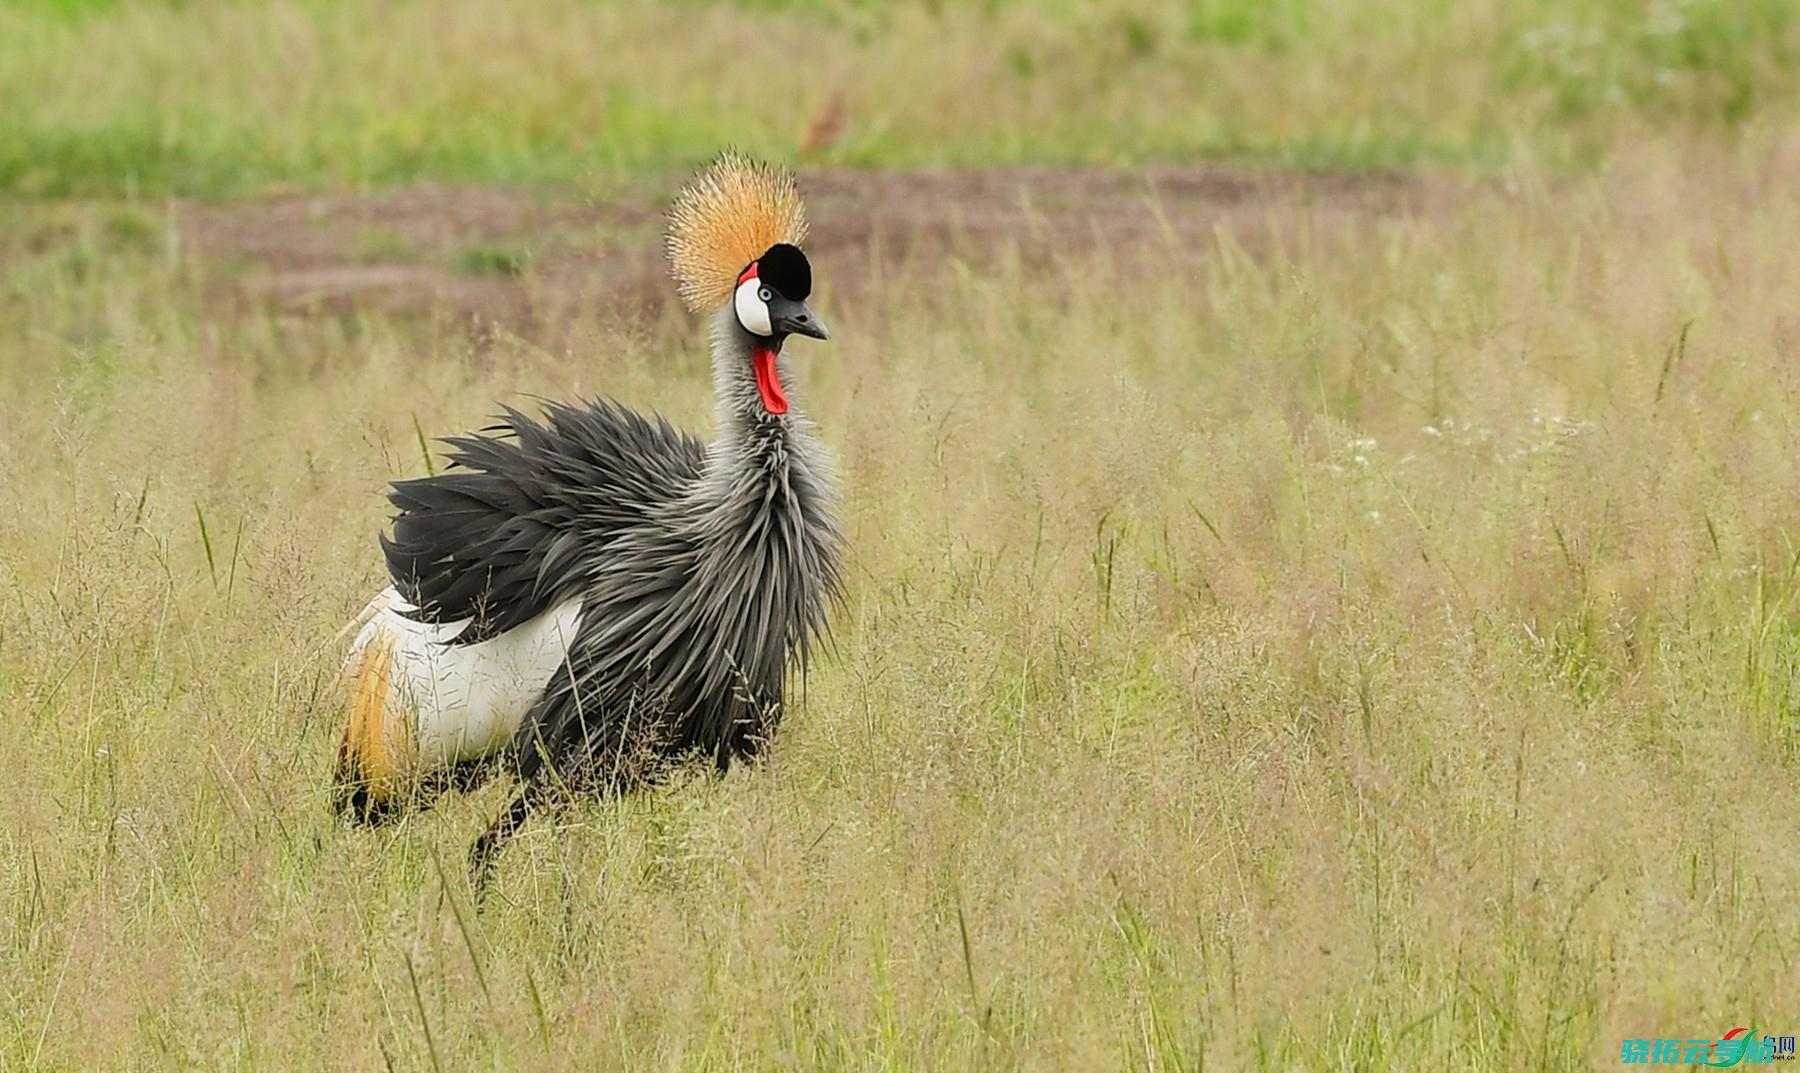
[{"left": 3, "top": 142, "right": 1800, "bottom": 1069}]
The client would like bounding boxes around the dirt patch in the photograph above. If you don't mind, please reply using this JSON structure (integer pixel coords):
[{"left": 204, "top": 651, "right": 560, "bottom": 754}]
[{"left": 166, "top": 165, "right": 1458, "bottom": 330}]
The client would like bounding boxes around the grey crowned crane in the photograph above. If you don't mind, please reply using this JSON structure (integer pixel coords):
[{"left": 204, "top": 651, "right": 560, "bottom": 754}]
[{"left": 334, "top": 154, "right": 844, "bottom": 881}]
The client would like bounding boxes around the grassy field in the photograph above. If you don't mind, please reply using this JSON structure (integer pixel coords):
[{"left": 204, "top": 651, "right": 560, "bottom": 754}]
[
  {"left": 5, "top": 1, "right": 1800, "bottom": 1070},
  {"left": 3, "top": 0, "right": 1800, "bottom": 194}
]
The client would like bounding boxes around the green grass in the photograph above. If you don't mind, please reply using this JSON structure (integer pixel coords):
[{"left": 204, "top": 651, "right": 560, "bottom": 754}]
[
  {"left": 2, "top": 141, "right": 1799, "bottom": 1067},
  {"left": 452, "top": 243, "right": 534, "bottom": 278},
  {"left": 2, "top": 0, "right": 1798, "bottom": 196}
]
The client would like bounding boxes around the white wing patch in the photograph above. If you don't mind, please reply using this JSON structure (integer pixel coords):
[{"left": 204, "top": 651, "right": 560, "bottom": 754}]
[{"left": 344, "top": 587, "right": 583, "bottom": 767}]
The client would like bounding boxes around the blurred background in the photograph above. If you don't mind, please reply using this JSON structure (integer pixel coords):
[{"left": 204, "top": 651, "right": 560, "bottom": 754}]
[{"left": 6, "top": 0, "right": 1800, "bottom": 191}]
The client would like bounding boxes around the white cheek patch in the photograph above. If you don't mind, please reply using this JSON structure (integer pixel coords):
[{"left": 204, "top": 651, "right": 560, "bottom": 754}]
[{"left": 734, "top": 278, "right": 773, "bottom": 337}]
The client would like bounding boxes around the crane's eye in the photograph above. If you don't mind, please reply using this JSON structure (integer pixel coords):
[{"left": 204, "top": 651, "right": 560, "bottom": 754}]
[{"left": 758, "top": 286, "right": 772, "bottom": 303}]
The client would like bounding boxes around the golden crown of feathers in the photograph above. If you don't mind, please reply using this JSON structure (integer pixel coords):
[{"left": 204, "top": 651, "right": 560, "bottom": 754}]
[{"left": 666, "top": 151, "right": 810, "bottom": 313}]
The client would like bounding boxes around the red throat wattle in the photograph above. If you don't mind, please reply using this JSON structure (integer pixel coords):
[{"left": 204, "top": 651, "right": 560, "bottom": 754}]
[{"left": 753, "top": 345, "right": 788, "bottom": 414}]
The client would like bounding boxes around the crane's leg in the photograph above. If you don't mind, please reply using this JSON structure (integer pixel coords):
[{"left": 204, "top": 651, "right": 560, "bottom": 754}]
[{"left": 469, "top": 785, "right": 535, "bottom": 899}]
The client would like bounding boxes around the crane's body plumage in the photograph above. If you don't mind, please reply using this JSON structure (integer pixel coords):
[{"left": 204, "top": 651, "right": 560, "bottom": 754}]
[
  {"left": 340, "top": 308, "right": 841, "bottom": 807},
  {"left": 334, "top": 156, "right": 843, "bottom": 875},
  {"left": 517, "top": 307, "right": 843, "bottom": 778}
]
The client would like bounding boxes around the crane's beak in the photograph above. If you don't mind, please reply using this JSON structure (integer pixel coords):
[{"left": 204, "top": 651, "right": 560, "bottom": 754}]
[{"left": 771, "top": 298, "right": 830, "bottom": 341}]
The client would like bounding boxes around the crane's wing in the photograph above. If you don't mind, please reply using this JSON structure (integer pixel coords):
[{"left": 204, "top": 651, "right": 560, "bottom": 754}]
[{"left": 380, "top": 399, "right": 706, "bottom": 644}]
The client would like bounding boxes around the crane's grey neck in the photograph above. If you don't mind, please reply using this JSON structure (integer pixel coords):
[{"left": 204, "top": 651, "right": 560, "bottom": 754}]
[
  {"left": 699, "top": 299, "right": 838, "bottom": 522},
  {"left": 708, "top": 302, "right": 795, "bottom": 440}
]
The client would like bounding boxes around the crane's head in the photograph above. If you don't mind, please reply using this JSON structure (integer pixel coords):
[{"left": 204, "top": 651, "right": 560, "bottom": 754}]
[
  {"left": 668, "top": 152, "right": 827, "bottom": 414},
  {"left": 732, "top": 242, "right": 827, "bottom": 341}
]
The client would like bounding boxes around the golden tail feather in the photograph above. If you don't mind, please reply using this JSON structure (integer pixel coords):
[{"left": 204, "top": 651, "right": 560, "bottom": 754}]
[{"left": 334, "top": 631, "right": 411, "bottom": 821}]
